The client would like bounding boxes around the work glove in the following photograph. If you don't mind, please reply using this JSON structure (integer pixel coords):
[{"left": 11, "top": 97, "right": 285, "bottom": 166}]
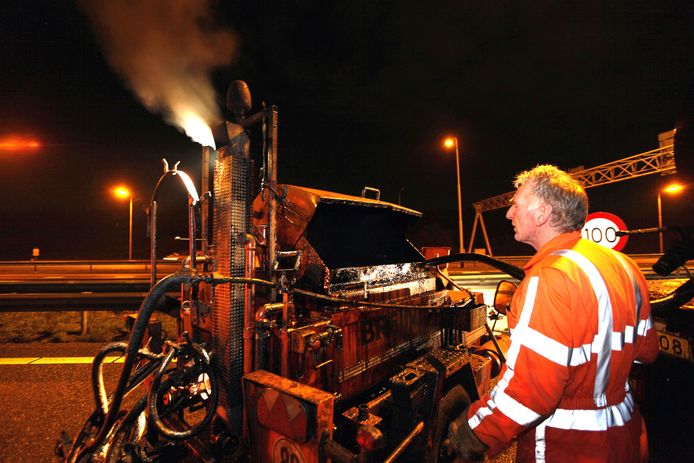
[{"left": 446, "top": 408, "right": 488, "bottom": 462}]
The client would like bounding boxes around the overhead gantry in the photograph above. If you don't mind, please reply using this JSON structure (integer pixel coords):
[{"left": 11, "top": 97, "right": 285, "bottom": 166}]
[{"left": 469, "top": 137, "right": 676, "bottom": 256}]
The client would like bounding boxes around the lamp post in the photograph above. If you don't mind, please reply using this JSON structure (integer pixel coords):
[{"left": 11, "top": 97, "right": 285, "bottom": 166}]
[
  {"left": 113, "top": 186, "right": 134, "bottom": 260},
  {"left": 657, "top": 182, "right": 684, "bottom": 253},
  {"left": 0, "top": 136, "right": 42, "bottom": 151},
  {"left": 444, "top": 136, "right": 464, "bottom": 253}
]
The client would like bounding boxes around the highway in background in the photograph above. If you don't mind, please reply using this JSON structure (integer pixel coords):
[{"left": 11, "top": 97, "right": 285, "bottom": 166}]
[
  {"left": 0, "top": 257, "right": 567, "bottom": 314},
  {"left": 0, "top": 260, "right": 181, "bottom": 312}
]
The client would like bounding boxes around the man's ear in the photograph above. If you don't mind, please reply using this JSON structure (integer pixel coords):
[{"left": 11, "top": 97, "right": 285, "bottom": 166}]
[{"left": 535, "top": 202, "right": 552, "bottom": 226}]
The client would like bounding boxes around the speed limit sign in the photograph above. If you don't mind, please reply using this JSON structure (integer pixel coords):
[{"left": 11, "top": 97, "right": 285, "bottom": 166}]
[{"left": 582, "top": 212, "right": 629, "bottom": 251}]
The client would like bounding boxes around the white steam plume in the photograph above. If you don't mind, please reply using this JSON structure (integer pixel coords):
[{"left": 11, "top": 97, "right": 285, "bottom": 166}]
[{"left": 78, "top": 0, "right": 236, "bottom": 148}]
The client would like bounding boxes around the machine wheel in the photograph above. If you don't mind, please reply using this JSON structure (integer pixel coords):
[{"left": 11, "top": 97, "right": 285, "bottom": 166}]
[{"left": 427, "top": 385, "right": 471, "bottom": 463}]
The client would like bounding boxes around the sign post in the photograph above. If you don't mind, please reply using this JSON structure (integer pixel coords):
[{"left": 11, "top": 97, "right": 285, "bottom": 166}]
[{"left": 582, "top": 212, "right": 629, "bottom": 251}]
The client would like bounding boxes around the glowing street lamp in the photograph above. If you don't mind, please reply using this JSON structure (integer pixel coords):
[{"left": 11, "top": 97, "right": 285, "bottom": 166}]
[
  {"left": 443, "top": 136, "right": 464, "bottom": 253},
  {"left": 657, "top": 182, "right": 684, "bottom": 253},
  {"left": 113, "top": 186, "right": 134, "bottom": 260},
  {"left": 0, "top": 136, "right": 41, "bottom": 151}
]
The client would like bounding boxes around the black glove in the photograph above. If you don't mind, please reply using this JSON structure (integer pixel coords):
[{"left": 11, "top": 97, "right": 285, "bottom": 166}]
[{"left": 446, "top": 409, "right": 488, "bottom": 462}]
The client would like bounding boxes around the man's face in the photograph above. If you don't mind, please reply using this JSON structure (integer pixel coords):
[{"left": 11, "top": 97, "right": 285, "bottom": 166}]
[{"left": 506, "top": 182, "right": 542, "bottom": 249}]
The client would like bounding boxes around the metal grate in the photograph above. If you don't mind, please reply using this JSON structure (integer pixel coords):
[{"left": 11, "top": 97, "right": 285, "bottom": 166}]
[{"left": 212, "top": 154, "right": 252, "bottom": 418}]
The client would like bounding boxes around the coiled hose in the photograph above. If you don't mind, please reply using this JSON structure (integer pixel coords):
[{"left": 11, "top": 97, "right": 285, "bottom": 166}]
[
  {"left": 147, "top": 342, "right": 218, "bottom": 440},
  {"left": 71, "top": 272, "right": 190, "bottom": 462}
]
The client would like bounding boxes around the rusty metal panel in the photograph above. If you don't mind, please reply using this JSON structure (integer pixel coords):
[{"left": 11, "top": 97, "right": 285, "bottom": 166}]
[
  {"left": 244, "top": 370, "right": 335, "bottom": 463},
  {"left": 332, "top": 306, "right": 441, "bottom": 399},
  {"left": 471, "top": 354, "right": 492, "bottom": 397}
]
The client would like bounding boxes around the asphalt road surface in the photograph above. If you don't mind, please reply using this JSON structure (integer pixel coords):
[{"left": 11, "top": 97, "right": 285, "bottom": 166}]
[{"left": 0, "top": 343, "right": 122, "bottom": 462}]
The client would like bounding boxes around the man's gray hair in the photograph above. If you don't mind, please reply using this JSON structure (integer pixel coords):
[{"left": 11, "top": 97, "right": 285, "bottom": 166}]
[{"left": 514, "top": 165, "right": 588, "bottom": 232}]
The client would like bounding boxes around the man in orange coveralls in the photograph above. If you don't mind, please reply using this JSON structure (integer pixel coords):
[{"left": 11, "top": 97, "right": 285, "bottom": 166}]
[{"left": 447, "top": 165, "right": 659, "bottom": 462}]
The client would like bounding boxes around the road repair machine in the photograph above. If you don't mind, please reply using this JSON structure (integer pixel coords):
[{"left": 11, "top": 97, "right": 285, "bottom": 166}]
[{"left": 61, "top": 81, "right": 521, "bottom": 463}]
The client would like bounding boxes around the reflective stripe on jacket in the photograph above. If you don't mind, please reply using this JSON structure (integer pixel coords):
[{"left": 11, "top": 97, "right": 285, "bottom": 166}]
[{"left": 467, "top": 231, "right": 658, "bottom": 462}]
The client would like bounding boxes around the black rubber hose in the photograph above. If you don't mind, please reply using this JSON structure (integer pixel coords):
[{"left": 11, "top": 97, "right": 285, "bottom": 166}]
[
  {"left": 91, "top": 342, "right": 162, "bottom": 416},
  {"left": 105, "top": 394, "right": 148, "bottom": 463},
  {"left": 147, "top": 345, "right": 218, "bottom": 440},
  {"left": 65, "top": 409, "right": 102, "bottom": 463},
  {"left": 293, "top": 288, "right": 475, "bottom": 310},
  {"left": 72, "top": 272, "right": 273, "bottom": 462},
  {"left": 422, "top": 253, "right": 525, "bottom": 281},
  {"left": 91, "top": 343, "right": 129, "bottom": 416},
  {"left": 75, "top": 273, "right": 190, "bottom": 462}
]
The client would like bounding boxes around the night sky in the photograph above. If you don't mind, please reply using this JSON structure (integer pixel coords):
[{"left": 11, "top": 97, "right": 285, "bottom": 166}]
[{"left": 1, "top": 1, "right": 692, "bottom": 260}]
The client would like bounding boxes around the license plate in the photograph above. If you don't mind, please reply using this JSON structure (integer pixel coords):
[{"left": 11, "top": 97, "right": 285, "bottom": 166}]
[{"left": 657, "top": 331, "right": 691, "bottom": 361}]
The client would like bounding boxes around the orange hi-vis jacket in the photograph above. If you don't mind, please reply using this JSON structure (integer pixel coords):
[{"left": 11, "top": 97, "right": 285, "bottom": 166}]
[{"left": 467, "top": 231, "right": 659, "bottom": 462}]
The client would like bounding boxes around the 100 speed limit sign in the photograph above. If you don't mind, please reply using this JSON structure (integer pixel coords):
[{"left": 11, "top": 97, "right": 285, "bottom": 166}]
[{"left": 582, "top": 212, "right": 629, "bottom": 251}]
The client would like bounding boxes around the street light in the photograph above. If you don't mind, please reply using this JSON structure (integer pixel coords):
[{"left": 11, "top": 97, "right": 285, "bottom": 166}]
[
  {"left": 0, "top": 136, "right": 41, "bottom": 151},
  {"left": 657, "top": 182, "right": 684, "bottom": 253},
  {"left": 113, "top": 186, "right": 134, "bottom": 260},
  {"left": 443, "top": 136, "right": 464, "bottom": 253}
]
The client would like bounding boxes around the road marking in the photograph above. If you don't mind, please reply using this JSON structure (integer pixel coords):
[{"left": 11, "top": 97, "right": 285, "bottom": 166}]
[{"left": 0, "top": 356, "right": 124, "bottom": 365}]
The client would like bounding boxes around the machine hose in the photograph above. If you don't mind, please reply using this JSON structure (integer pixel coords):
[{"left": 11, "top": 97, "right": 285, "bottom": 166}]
[
  {"left": 73, "top": 272, "right": 190, "bottom": 462},
  {"left": 74, "top": 272, "right": 274, "bottom": 459},
  {"left": 293, "top": 288, "right": 473, "bottom": 311},
  {"left": 146, "top": 343, "right": 219, "bottom": 440},
  {"left": 423, "top": 252, "right": 525, "bottom": 281},
  {"left": 104, "top": 394, "right": 148, "bottom": 463},
  {"left": 199, "top": 274, "right": 275, "bottom": 287},
  {"left": 91, "top": 342, "right": 163, "bottom": 417}
]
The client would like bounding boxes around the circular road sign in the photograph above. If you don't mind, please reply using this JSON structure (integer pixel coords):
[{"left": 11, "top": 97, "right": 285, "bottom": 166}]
[{"left": 582, "top": 212, "right": 629, "bottom": 251}]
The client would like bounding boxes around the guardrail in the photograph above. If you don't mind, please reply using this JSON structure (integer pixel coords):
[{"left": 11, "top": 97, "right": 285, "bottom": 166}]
[
  {"left": 0, "top": 253, "right": 684, "bottom": 341},
  {"left": 0, "top": 259, "right": 180, "bottom": 274},
  {"left": 0, "top": 260, "right": 183, "bottom": 334},
  {"left": 0, "top": 260, "right": 181, "bottom": 308},
  {"left": 0, "top": 254, "right": 678, "bottom": 329}
]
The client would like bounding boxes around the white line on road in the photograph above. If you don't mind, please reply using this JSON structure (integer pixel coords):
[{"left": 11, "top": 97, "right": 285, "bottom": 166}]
[{"left": 0, "top": 356, "right": 124, "bottom": 365}]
